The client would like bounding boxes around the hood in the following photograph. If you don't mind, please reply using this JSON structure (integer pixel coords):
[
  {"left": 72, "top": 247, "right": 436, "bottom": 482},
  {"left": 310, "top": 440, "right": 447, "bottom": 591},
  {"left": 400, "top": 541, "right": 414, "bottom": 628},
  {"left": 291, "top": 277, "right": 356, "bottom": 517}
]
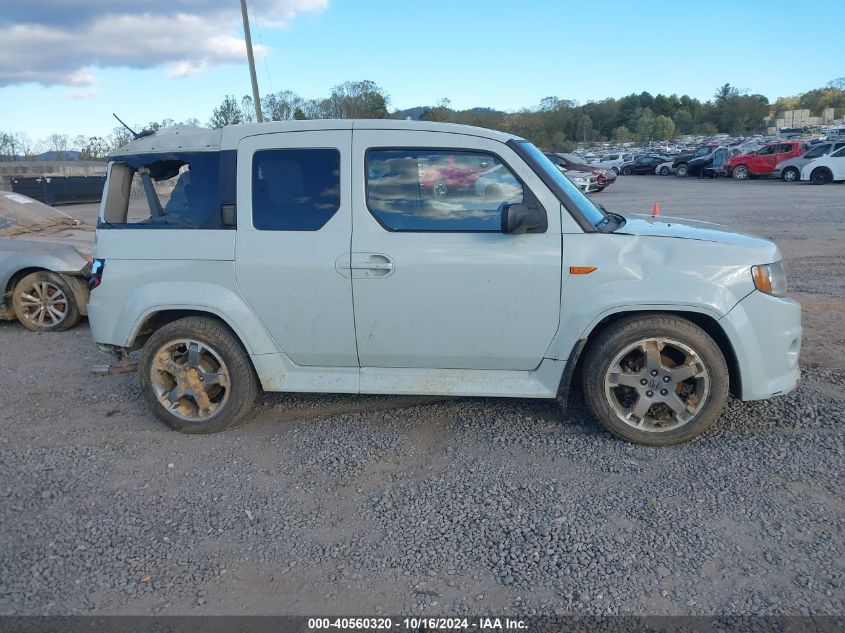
[{"left": 617, "top": 214, "right": 780, "bottom": 260}]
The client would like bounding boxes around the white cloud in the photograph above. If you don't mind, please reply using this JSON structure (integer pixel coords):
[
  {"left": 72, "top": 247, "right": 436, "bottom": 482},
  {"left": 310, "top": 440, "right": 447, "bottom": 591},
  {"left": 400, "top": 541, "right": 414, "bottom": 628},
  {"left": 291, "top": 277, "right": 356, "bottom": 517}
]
[{"left": 0, "top": 0, "right": 327, "bottom": 87}]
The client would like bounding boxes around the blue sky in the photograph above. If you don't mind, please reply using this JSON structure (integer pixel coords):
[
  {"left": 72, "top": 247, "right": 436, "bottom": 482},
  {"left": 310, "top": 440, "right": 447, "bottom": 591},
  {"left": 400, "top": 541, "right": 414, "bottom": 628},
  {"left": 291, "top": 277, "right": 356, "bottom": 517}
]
[{"left": 1, "top": 0, "right": 844, "bottom": 144}]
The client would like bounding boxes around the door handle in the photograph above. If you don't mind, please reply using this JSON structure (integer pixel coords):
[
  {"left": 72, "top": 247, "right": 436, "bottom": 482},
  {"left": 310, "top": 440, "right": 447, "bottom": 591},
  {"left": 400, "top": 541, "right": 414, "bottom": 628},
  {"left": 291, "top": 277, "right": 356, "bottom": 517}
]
[{"left": 350, "top": 254, "right": 394, "bottom": 278}]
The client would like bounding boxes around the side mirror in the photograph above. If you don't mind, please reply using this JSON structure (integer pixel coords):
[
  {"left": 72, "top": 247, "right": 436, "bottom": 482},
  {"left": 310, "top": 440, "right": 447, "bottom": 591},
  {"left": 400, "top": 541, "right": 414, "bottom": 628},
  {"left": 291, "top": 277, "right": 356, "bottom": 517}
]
[
  {"left": 221, "top": 203, "right": 237, "bottom": 227},
  {"left": 501, "top": 202, "right": 547, "bottom": 234}
]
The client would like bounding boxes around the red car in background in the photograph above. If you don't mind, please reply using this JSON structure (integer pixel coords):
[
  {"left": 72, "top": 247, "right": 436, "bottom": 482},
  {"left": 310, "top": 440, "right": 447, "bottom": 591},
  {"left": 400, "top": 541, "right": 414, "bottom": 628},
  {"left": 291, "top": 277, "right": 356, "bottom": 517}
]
[
  {"left": 418, "top": 154, "right": 495, "bottom": 198},
  {"left": 726, "top": 141, "right": 807, "bottom": 180}
]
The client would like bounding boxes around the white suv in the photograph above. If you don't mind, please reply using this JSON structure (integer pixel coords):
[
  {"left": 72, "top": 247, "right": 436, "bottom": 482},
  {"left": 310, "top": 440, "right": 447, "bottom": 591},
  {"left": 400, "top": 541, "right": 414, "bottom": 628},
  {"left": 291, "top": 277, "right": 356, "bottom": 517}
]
[{"left": 88, "top": 120, "right": 801, "bottom": 445}]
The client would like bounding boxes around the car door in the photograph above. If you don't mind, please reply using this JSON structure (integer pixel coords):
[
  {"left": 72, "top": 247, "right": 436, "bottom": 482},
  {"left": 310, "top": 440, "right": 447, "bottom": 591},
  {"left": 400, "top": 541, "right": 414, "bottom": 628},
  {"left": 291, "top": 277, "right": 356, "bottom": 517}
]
[
  {"left": 831, "top": 147, "right": 845, "bottom": 179},
  {"left": 235, "top": 130, "right": 359, "bottom": 367},
  {"left": 750, "top": 145, "right": 776, "bottom": 173},
  {"left": 349, "top": 130, "right": 563, "bottom": 370}
]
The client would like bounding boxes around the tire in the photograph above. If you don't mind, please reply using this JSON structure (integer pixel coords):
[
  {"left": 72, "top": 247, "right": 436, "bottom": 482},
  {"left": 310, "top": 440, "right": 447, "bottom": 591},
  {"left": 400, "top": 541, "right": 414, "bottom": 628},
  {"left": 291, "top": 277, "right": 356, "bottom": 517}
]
[
  {"left": 781, "top": 167, "right": 799, "bottom": 182},
  {"left": 675, "top": 163, "right": 688, "bottom": 177},
  {"left": 810, "top": 167, "right": 833, "bottom": 185},
  {"left": 138, "top": 316, "right": 258, "bottom": 434},
  {"left": 611, "top": 167, "right": 620, "bottom": 175},
  {"left": 621, "top": 166, "right": 632, "bottom": 175},
  {"left": 12, "top": 271, "right": 81, "bottom": 332},
  {"left": 732, "top": 165, "right": 749, "bottom": 180},
  {"left": 432, "top": 181, "right": 448, "bottom": 198},
  {"left": 659, "top": 166, "right": 670, "bottom": 176},
  {"left": 580, "top": 314, "right": 729, "bottom": 446}
]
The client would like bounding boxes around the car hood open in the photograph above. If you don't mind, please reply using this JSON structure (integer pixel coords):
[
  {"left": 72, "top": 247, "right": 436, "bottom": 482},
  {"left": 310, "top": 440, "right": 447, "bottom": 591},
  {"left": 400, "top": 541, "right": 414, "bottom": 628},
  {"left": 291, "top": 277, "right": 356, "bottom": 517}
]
[{"left": 617, "top": 213, "right": 779, "bottom": 258}]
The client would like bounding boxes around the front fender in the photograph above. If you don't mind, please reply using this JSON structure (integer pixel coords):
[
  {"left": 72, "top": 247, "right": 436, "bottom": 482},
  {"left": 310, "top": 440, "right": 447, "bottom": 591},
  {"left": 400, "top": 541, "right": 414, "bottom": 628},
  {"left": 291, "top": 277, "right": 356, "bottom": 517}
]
[
  {"left": 0, "top": 243, "right": 88, "bottom": 292},
  {"left": 548, "top": 233, "right": 759, "bottom": 361}
]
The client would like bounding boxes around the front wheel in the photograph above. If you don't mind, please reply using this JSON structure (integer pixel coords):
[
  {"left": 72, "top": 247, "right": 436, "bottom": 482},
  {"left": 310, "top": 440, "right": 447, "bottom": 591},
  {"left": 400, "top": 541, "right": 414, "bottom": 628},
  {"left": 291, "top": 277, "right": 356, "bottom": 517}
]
[
  {"left": 432, "top": 181, "right": 448, "bottom": 198},
  {"left": 675, "top": 164, "right": 688, "bottom": 177},
  {"left": 621, "top": 166, "right": 632, "bottom": 175},
  {"left": 138, "top": 316, "right": 258, "bottom": 433},
  {"left": 12, "top": 271, "right": 81, "bottom": 332},
  {"left": 659, "top": 166, "right": 670, "bottom": 176},
  {"left": 810, "top": 167, "right": 833, "bottom": 185},
  {"left": 732, "top": 165, "right": 749, "bottom": 180},
  {"left": 580, "top": 315, "right": 729, "bottom": 445},
  {"left": 781, "top": 167, "right": 799, "bottom": 182}
]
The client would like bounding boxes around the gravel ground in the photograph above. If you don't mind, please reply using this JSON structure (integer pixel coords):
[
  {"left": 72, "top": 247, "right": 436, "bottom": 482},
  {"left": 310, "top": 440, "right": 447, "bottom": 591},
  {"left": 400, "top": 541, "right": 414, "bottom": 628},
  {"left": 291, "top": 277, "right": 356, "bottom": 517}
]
[{"left": 1, "top": 176, "right": 843, "bottom": 616}]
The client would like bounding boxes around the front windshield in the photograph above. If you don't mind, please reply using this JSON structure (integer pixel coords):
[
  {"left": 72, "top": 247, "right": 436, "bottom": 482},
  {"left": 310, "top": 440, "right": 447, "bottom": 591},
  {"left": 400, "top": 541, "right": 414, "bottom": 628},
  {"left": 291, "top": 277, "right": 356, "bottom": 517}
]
[{"left": 514, "top": 141, "right": 606, "bottom": 228}]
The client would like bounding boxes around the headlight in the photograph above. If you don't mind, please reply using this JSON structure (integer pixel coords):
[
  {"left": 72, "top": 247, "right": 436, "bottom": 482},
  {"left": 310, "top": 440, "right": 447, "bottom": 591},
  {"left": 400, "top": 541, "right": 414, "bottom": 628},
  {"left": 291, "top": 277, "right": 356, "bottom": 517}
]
[{"left": 751, "top": 261, "right": 787, "bottom": 297}]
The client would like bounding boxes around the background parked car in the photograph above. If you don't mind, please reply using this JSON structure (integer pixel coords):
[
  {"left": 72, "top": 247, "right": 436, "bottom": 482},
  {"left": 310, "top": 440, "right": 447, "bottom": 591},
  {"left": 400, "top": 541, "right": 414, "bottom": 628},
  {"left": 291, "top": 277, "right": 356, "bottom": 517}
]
[
  {"left": 1, "top": 192, "right": 92, "bottom": 332},
  {"left": 619, "top": 155, "right": 669, "bottom": 175},
  {"left": 726, "top": 141, "right": 807, "bottom": 180},
  {"left": 418, "top": 154, "right": 495, "bottom": 198},
  {"left": 545, "top": 153, "right": 616, "bottom": 190},
  {"left": 772, "top": 141, "right": 845, "bottom": 182},
  {"left": 655, "top": 160, "right": 675, "bottom": 176},
  {"left": 673, "top": 146, "right": 717, "bottom": 177},
  {"left": 595, "top": 152, "right": 635, "bottom": 174},
  {"left": 800, "top": 146, "right": 845, "bottom": 184}
]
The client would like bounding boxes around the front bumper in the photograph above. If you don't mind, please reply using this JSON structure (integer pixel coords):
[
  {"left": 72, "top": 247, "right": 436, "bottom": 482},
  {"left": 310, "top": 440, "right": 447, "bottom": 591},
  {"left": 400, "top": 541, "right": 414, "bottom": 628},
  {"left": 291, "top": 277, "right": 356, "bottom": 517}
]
[{"left": 719, "top": 290, "right": 802, "bottom": 401}]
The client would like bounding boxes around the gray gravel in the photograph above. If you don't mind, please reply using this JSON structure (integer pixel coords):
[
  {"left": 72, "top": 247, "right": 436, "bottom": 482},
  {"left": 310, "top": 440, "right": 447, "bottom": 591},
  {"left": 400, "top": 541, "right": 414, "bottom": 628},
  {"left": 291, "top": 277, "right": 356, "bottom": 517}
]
[{"left": 1, "top": 177, "right": 844, "bottom": 616}]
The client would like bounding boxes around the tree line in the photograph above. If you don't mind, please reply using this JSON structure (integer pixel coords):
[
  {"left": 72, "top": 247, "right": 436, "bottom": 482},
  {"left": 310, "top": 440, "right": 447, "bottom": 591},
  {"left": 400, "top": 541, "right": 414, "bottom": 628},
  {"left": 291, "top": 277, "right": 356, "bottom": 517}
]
[{"left": 3, "top": 77, "right": 843, "bottom": 161}]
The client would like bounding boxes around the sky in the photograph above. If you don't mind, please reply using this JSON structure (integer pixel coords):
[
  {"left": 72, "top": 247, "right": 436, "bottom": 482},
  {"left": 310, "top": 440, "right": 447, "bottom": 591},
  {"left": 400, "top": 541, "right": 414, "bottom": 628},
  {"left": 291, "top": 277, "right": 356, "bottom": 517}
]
[{"left": 1, "top": 0, "right": 844, "bottom": 144}]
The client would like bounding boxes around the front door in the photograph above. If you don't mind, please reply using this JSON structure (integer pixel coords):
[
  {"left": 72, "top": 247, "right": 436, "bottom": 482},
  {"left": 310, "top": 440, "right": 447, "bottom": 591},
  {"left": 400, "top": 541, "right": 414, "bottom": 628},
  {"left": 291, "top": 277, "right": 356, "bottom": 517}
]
[
  {"left": 349, "top": 130, "right": 563, "bottom": 371},
  {"left": 235, "top": 130, "right": 358, "bottom": 367}
]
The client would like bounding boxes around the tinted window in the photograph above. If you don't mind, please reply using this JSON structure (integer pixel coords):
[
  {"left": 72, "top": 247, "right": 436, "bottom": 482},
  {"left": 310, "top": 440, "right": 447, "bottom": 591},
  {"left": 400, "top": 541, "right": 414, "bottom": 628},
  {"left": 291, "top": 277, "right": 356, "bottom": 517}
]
[
  {"left": 832, "top": 147, "right": 845, "bottom": 158},
  {"left": 366, "top": 149, "right": 522, "bottom": 232},
  {"left": 252, "top": 149, "right": 340, "bottom": 231},
  {"left": 804, "top": 144, "right": 831, "bottom": 159},
  {"left": 757, "top": 145, "right": 777, "bottom": 156},
  {"left": 779, "top": 144, "right": 794, "bottom": 153}
]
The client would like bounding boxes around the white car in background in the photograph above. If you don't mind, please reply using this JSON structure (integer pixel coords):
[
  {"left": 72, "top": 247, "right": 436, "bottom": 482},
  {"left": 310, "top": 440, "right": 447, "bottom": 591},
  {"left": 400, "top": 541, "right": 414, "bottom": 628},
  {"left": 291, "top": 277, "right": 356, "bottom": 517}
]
[
  {"left": 596, "top": 153, "right": 635, "bottom": 174},
  {"left": 800, "top": 146, "right": 845, "bottom": 184},
  {"left": 655, "top": 160, "right": 675, "bottom": 176}
]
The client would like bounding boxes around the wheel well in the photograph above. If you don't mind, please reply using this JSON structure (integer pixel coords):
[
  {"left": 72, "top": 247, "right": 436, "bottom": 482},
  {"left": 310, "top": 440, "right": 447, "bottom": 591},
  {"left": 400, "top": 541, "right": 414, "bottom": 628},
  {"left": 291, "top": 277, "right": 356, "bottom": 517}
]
[
  {"left": 132, "top": 309, "right": 243, "bottom": 351},
  {"left": 811, "top": 166, "right": 832, "bottom": 175},
  {"left": 4, "top": 267, "right": 46, "bottom": 296},
  {"left": 572, "top": 310, "right": 741, "bottom": 398}
]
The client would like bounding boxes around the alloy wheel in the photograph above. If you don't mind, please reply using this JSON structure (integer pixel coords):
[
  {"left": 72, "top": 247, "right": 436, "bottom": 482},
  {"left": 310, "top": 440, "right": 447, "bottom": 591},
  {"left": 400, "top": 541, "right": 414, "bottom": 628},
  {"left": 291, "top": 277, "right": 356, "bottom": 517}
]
[
  {"left": 603, "top": 337, "right": 710, "bottom": 432},
  {"left": 150, "top": 339, "right": 231, "bottom": 421},
  {"left": 17, "top": 280, "right": 68, "bottom": 328}
]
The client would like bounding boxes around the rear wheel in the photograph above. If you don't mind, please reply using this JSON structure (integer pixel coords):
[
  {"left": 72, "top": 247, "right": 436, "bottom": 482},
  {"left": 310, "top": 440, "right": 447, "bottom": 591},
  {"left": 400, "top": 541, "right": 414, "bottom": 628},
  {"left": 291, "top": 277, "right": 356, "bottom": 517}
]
[
  {"left": 675, "top": 164, "right": 688, "bottom": 177},
  {"left": 732, "top": 165, "right": 749, "bottom": 180},
  {"left": 622, "top": 166, "right": 632, "bottom": 175},
  {"left": 581, "top": 314, "right": 729, "bottom": 445},
  {"left": 12, "top": 271, "right": 80, "bottom": 332},
  {"left": 810, "top": 167, "right": 833, "bottom": 185},
  {"left": 138, "top": 317, "right": 257, "bottom": 433},
  {"left": 781, "top": 167, "right": 799, "bottom": 182}
]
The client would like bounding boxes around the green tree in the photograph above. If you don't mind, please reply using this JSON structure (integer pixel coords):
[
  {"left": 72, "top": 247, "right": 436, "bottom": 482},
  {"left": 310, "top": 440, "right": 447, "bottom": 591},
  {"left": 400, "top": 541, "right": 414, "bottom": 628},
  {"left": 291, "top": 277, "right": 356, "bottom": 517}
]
[
  {"left": 613, "top": 126, "right": 634, "bottom": 143},
  {"left": 652, "top": 115, "right": 676, "bottom": 141},
  {"left": 208, "top": 95, "right": 243, "bottom": 128}
]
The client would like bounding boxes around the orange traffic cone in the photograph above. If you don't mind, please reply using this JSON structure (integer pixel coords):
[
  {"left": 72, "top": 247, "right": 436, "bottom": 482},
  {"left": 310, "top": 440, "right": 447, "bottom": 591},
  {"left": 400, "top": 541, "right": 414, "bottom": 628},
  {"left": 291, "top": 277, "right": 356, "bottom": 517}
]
[{"left": 652, "top": 202, "right": 661, "bottom": 217}]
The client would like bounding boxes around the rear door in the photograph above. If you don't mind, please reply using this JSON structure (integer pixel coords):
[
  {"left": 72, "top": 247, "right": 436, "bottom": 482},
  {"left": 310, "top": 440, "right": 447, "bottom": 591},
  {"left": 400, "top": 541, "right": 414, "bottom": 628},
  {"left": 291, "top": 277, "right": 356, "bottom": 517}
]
[
  {"left": 349, "top": 130, "right": 563, "bottom": 370},
  {"left": 235, "top": 130, "right": 358, "bottom": 367}
]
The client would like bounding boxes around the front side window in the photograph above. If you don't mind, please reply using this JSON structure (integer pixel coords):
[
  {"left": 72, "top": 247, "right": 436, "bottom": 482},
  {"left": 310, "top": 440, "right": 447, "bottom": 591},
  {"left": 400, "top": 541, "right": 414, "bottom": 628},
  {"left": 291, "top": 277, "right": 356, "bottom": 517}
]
[
  {"left": 779, "top": 144, "right": 794, "bottom": 153},
  {"left": 757, "top": 145, "right": 776, "bottom": 156},
  {"left": 100, "top": 152, "right": 223, "bottom": 228},
  {"left": 252, "top": 149, "right": 340, "bottom": 231},
  {"left": 831, "top": 147, "right": 845, "bottom": 158},
  {"left": 366, "top": 149, "right": 522, "bottom": 232},
  {"left": 804, "top": 144, "right": 830, "bottom": 159}
]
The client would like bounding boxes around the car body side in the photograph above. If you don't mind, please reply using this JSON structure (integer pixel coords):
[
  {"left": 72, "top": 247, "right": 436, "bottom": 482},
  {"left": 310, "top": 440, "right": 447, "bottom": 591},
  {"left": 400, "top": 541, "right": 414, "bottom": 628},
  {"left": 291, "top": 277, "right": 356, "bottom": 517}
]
[{"left": 87, "top": 120, "right": 800, "bottom": 404}]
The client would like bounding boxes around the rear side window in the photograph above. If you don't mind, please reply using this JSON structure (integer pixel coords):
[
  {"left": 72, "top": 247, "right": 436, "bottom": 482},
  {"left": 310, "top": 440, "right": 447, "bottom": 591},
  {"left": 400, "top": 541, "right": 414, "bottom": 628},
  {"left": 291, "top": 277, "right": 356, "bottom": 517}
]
[
  {"left": 365, "top": 149, "right": 523, "bottom": 232},
  {"left": 100, "top": 152, "right": 227, "bottom": 229},
  {"left": 252, "top": 149, "right": 340, "bottom": 231},
  {"left": 779, "top": 144, "right": 794, "bottom": 153}
]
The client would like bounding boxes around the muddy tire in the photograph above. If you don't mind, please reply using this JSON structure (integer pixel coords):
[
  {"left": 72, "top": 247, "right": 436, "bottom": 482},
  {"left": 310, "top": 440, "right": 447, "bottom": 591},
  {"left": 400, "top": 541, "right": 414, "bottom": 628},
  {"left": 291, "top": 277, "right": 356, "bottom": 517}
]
[
  {"left": 580, "top": 314, "right": 729, "bottom": 446},
  {"left": 12, "top": 271, "right": 81, "bottom": 332},
  {"left": 138, "top": 316, "right": 257, "bottom": 434}
]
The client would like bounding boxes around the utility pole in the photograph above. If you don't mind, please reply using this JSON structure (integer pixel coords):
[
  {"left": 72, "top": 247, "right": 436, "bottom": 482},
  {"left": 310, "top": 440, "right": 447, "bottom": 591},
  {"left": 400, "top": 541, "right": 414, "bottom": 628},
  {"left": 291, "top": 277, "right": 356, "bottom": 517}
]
[{"left": 240, "top": 0, "right": 263, "bottom": 122}]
